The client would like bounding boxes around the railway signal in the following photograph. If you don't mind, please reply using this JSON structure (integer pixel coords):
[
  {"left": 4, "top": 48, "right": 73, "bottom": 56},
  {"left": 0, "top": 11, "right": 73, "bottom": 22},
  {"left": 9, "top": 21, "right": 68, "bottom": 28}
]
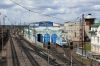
[
  {"left": 48, "top": 42, "right": 50, "bottom": 49},
  {"left": 70, "top": 42, "right": 73, "bottom": 50}
]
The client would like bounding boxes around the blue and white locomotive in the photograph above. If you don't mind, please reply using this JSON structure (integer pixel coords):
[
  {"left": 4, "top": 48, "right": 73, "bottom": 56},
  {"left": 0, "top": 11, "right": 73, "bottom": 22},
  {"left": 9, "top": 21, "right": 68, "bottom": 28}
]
[{"left": 56, "top": 37, "right": 68, "bottom": 46}]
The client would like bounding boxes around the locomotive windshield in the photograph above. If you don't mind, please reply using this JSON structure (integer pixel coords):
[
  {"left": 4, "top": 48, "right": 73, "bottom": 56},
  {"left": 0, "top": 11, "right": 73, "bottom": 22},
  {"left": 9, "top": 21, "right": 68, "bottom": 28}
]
[{"left": 62, "top": 37, "right": 66, "bottom": 42}]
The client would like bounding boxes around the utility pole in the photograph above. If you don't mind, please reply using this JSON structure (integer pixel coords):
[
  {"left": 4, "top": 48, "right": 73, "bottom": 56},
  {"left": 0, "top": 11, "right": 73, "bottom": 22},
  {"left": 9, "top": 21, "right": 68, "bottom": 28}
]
[
  {"left": 82, "top": 14, "right": 86, "bottom": 57},
  {"left": 1, "top": 28, "right": 3, "bottom": 52},
  {"left": 2, "top": 15, "right": 6, "bottom": 53},
  {"left": 20, "top": 19, "right": 21, "bottom": 32},
  {"left": 15, "top": 21, "right": 16, "bottom": 33},
  {"left": 82, "top": 14, "right": 84, "bottom": 57},
  {"left": 79, "top": 18, "right": 81, "bottom": 47},
  {"left": 33, "top": 22, "right": 34, "bottom": 43},
  {"left": 81, "top": 14, "right": 84, "bottom": 64},
  {"left": 0, "top": 18, "right": 1, "bottom": 25},
  {"left": 3, "top": 16, "right": 6, "bottom": 28},
  {"left": 0, "top": 13, "right": 1, "bottom": 25},
  {"left": 33, "top": 22, "right": 36, "bottom": 44},
  {"left": 70, "top": 41, "right": 73, "bottom": 66},
  {"left": 28, "top": 10, "right": 30, "bottom": 39},
  {"left": 71, "top": 50, "right": 72, "bottom": 66},
  {"left": 28, "top": 23, "right": 30, "bottom": 39},
  {"left": 23, "top": 22, "right": 25, "bottom": 35},
  {"left": 34, "top": 23, "right": 36, "bottom": 44}
]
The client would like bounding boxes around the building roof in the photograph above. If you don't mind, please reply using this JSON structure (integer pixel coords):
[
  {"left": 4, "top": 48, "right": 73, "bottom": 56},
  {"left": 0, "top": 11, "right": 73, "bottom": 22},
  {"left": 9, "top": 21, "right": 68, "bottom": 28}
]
[
  {"left": 60, "top": 24, "right": 64, "bottom": 26},
  {"left": 85, "top": 13, "right": 96, "bottom": 19},
  {"left": 89, "top": 30, "right": 97, "bottom": 34},
  {"left": 64, "top": 21, "right": 80, "bottom": 23},
  {"left": 91, "top": 22, "right": 100, "bottom": 27}
]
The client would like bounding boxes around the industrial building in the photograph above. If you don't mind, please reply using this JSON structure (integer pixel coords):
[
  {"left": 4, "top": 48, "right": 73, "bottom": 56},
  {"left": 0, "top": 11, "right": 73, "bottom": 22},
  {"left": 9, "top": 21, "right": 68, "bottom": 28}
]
[{"left": 23, "top": 21, "right": 68, "bottom": 47}]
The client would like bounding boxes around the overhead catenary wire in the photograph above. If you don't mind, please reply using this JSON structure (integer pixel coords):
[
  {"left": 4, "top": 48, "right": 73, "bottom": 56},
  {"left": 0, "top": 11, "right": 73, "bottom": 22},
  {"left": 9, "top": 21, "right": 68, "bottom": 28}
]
[
  {"left": 0, "top": 13, "right": 15, "bottom": 25},
  {"left": 9, "top": 0, "right": 68, "bottom": 21}
]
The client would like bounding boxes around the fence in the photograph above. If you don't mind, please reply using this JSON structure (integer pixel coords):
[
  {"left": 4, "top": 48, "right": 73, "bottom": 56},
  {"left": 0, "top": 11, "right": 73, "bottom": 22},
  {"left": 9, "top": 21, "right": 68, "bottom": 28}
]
[{"left": 76, "top": 46, "right": 100, "bottom": 62}]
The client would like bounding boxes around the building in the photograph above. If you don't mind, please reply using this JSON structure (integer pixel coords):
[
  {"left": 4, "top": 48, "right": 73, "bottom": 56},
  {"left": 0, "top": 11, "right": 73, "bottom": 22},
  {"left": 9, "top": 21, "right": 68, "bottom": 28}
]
[
  {"left": 85, "top": 13, "right": 96, "bottom": 29},
  {"left": 64, "top": 21, "right": 82, "bottom": 41},
  {"left": 90, "top": 22, "right": 100, "bottom": 54},
  {"left": 23, "top": 21, "right": 68, "bottom": 47},
  {"left": 84, "top": 13, "right": 96, "bottom": 40},
  {"left": 63, "top": 14, "right": 96, "bottom": 42}
]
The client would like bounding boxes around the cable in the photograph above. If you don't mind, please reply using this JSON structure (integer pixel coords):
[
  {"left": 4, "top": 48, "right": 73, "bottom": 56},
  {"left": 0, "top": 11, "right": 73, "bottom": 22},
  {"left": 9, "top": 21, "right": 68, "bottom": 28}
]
[
  {"left": 9, "top": 0, "right": 68, "bottom": 21},
  {"left": 0, "top": 12, "right": 18, "bottom": 25}
]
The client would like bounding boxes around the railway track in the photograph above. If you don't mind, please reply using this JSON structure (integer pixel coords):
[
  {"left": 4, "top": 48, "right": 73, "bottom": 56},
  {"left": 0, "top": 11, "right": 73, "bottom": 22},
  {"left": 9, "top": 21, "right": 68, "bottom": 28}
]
[
  {"left": 19, "top": 34, "right": 85, "bottom": 66},
  {"left": 27, "top": 47, "right": 60, "bottom": 66},
  {"left": 43, "top": 43, "right": 72, "bottom": 65},
  {"left": 63, "top": 48, "right": 85, "bottom": 66},
  {"left": 19, "top": 35, "right": 60, "bottom": 66},
  {"left": 50, "top": 47, "right": 71, "bottom": 65},
  {"left": 15, "top": 37, "right": 40, "bottom": 66},
  {"left": 10, "top": 34, "right": 20, "bottom": 66}
]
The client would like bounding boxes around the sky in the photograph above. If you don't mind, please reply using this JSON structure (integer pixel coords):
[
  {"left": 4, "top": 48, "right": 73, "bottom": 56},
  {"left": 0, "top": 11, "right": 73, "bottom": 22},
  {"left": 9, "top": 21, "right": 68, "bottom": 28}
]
[{"left": 0, "top": 0, "right": 100, "bottom": 25}]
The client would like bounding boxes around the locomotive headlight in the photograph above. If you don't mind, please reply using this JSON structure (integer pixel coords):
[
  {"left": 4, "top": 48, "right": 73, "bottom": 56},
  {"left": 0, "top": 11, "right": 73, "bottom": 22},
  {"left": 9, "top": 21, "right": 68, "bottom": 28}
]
[{"left": 62, "top": 42, "right": 67, "bottom": 44}]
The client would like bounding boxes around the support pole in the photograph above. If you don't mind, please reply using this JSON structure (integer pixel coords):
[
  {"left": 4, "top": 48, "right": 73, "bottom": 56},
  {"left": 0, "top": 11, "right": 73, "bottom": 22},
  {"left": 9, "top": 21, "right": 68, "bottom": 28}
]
[
  {"left": 71, "top": 50, "right": 72, "bottom": 66},
  {"left": 48, "top": 49, "right": 50, "bottom": 66},
  {"left": 82, "top": 14, "right": 84, "bottom": 57},
  {"left": 1, "top": 25, "right": 3, "bottom": 59},
  {"left": 2, "top": 16, "right": 6, "bottom": 50},
  {"left": 1, "top": 16, "right": 6, "bottom": 57},
  {"left": 47, "top": 42, "right": 50, "bottom": 66},
  {"left": 23, "top": 22, "right": 25, "bottom": 36},
  {"left": 20, "top": 19, "right": 21, "bottom": 32}
]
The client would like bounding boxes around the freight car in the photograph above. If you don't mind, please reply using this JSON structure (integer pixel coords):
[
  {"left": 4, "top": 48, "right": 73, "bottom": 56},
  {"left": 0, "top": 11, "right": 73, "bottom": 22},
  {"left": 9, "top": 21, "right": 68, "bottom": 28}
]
[{"left": 56, "top": 37, "right": 68, "bottom": 47}]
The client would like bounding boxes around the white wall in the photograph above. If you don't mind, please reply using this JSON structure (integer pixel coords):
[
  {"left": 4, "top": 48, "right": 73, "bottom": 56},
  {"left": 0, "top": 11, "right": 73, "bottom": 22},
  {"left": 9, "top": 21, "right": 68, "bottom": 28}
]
[
  {"left": 91, "top": 26, "right": 100, "bottom": 53},
  {"left": 53, "top": 23, "right": 60, "bottom": 26}
]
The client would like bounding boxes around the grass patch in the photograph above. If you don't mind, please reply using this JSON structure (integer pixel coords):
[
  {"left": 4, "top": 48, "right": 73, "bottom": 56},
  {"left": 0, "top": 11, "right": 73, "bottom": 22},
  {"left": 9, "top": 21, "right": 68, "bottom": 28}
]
[
  {"left": 79, "top": 42, "right": 91, "bottom": 51},
  {"left": 77, "top": 55, "right": 98, "bottom": 65},
  {"left": 85, "top": 42, "right": 91, "bottom": 51},
  {"left": 77, "top": 55, "right": 92, "bottom": 65}
]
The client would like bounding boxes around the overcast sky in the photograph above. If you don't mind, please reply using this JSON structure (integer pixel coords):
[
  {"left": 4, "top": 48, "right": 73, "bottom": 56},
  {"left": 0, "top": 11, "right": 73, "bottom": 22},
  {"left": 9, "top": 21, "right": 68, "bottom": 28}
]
[{"left": 0, "top": 0, "right": 100, "bottom": 25}]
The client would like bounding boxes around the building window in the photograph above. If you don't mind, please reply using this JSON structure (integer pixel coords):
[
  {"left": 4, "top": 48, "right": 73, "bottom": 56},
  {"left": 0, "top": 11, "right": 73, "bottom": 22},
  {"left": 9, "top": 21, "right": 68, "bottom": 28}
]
[
  {"left": 75, "top": 32, "right": 76, "bottom": 37},
  {"left": 80, "top": 33, "right": 82, "bottom": 35},
  {"left": 98, "top": 37, "right": 99, "bottom": 43}
]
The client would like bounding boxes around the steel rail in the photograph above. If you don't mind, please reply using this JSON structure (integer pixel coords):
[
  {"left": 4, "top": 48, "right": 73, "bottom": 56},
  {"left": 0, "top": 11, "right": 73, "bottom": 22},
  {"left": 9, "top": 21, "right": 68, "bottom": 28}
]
[
  {"left": 19, "top": 35, "right": 60, "bottom": 66},
  {"left": 15, "top": 37, "right": 39, "bottom": 66},
  {"left": 10, "top": 34, "right": 20, "bottom": 66},
  {"left": 63, "top": 48, "right": 85, "bottom": 66}
]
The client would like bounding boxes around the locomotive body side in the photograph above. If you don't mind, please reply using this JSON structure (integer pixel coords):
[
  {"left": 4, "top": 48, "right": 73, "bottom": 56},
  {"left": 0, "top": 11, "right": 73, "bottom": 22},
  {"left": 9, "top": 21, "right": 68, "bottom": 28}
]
[{"left": 56, "top": 37, "right": 68, "bottom": 47}]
